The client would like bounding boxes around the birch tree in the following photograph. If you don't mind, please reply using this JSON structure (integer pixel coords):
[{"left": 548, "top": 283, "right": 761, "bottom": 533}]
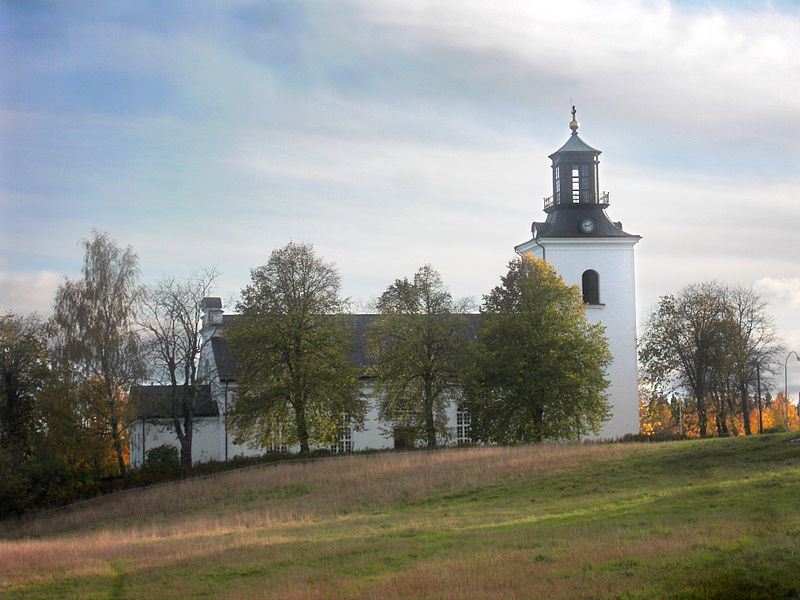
[{"left": 52, "top": 230, "right": 144, "bottom": 478}]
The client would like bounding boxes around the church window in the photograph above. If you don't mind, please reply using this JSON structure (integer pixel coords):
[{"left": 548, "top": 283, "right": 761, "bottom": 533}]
[
  {"left": 267, "top": 424, "right": 289, "bottom": 453},
  {"left": 555, "top": 166, "right": 561, "bottom": 203},
  {"left": 582, "top": 270, "right": 600, "bottom": 305},
  {"left": 572, "top": 167, "right": 580, "bottom": 202},
  {"left": 331, "top": 413, "right": 353, "bottom": 453},
  {"left": 580, "top": 165, "right": 590, "bottom": 202},
  {"left": 456, "top": 404, "right": 471, "bottom": 445}
]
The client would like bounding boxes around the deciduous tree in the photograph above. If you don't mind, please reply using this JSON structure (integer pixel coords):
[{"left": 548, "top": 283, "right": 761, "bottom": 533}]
[
  {"left": 227, "top": 242, "right": 365, "bottom": 453},
  {"left": 639, "top": 282, "right": 781, "bottom": 438},
  {"left": 720, "top": 285, "right": 781, "bottom": 435},
  {"left": 366, "top": 265, "right": 470, "bottom": 448},
  {"left": 141, "top": 269, "right": 218, "bottom": 467},
  {"left": 639, "top": 282, "right": 727, "bottom": 438},
  {"left": 52, "top": 230, "right": 144, "bottom": 478},
  {"left": 0, "top": 313, "right": 50, "bottom": 460},
  {"left": 467, "top": 255, "right": 610, "bottom": 442}
]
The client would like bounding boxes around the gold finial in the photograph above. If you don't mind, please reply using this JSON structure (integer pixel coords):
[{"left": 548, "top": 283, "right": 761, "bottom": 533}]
[{"left": 569, "top": 105, "right": 579, "bottom": 133}]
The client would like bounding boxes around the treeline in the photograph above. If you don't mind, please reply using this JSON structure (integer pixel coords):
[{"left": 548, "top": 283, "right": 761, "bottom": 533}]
[
  {"left": 639, "top": 281, "right": 785, "bottom": 438},
  {"left": 1, "top": 232, "right": 148, "bottom": 516},
  {"left": 640, "top": 388, "right": 798, "bottom": 439},
  {"left": 1, "top": 234, "right": 612, "bottom": 517}
]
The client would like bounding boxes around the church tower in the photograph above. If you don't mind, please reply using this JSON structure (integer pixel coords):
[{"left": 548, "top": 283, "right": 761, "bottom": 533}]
[{"left": 515, "top": 108, "right": 641, "bottom": 438}]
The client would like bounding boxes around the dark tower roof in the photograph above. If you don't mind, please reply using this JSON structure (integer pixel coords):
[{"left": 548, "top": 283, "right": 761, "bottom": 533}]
[{"left": 549, "top": 131, "right": 600, "bottom": 156}]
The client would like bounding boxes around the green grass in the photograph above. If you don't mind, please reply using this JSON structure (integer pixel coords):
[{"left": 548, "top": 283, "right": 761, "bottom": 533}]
[{"left": 2, "top": 434, "right": 799, "bottom": 599}]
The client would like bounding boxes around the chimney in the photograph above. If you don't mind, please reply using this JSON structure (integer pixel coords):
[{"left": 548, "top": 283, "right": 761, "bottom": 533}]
[{"left": 201, "top": 297, "right": 223, "bottom": 331}]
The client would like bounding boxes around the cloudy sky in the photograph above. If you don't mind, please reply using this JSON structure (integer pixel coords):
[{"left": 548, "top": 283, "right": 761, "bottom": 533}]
[{"left": 1, "top": 0, "right": 799, "bottom": 392}]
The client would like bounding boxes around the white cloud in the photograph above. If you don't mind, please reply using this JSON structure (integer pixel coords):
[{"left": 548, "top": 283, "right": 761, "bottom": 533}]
[
  {"left": 0, "top": 270, "right": 62, "bottom": 316},
  {"left": 756, "top": 277, "right": 800, "bottom": 310}
]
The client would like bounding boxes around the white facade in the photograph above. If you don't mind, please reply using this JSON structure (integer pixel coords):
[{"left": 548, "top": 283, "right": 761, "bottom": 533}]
[
  {"left": 131, "top": 384, "right": 469, "bottom": 467},
  {"left": 515, "top": 237, "right": 640, "bottom": 438}
]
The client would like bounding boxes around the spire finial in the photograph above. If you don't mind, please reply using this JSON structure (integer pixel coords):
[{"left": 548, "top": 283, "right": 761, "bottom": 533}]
[{"left": 569, "top": 105, "right": 579, "bottom": 133}]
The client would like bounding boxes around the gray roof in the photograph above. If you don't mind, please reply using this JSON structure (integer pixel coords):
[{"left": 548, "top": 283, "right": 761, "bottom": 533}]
[
  {"left": 549, "top": 132, "right": 600, "bottom": 157},
  {"left": 529, "top": 207, "right": 640, "bottom": 240},
  {"left": 211, "top": 336, "right": 237, "bottom": 382},
  {"left": 208, "top": 313, "right": 482, "bottom": 383},
  {"left": 131, "top": 384, "right": 218, "bottom": 419},
  {"left": 201, "top": 297, "right": 222, "bottom": 310}
]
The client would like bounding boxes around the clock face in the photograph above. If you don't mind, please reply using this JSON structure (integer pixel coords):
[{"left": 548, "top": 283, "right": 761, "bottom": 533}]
[{"left": 580, "top": 218, "right": 596, "bottom": 234}]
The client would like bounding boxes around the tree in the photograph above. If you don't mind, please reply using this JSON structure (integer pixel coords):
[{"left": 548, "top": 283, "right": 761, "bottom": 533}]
[
  {"left": 141, "top": 269, "right": 218, "bottom": 467},
  {"left": 366, "top": 265, "right": 470, "bottom": 448},
  {"left": 639, "top": 282, "right": 727, "bottom": 438},
  {"left": 0, "top": 313, "right": 50, "bottom": 460},
  {"left": 226, "top": 242, "right": 365, "bottom": 453},
  {"left": 467, "top": 255, "right": 610, "bottom": 443},
  {"left": 639, "top": 282, "right": 781, "bottom": 438},
  {"left": 720, "top": 285, "right": 781, "bottom": 435},
  {"left": 52, "top": 230, "right": 144, "bottom": 478}
]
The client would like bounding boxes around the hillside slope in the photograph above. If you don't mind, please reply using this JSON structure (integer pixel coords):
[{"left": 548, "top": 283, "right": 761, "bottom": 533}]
[{"left": 2, "top": 435, "right": 799, "bottom": 599}]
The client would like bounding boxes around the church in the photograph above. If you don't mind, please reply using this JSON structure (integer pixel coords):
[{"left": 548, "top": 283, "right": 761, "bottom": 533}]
[{"left": 130, "top": 110, "right": 641, "bottom": 467}]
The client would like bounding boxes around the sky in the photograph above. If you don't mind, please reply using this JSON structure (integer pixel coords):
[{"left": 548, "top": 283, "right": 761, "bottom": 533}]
[{"left": 1, "top": 0, "right": 799, "bottom": 394}]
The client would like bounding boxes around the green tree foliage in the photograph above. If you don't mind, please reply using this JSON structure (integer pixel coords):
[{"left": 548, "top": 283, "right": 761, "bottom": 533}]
[
  {"left": 141, "top": 269, "right": 218, "bottom": 467},
  {"left": 366, "top": 265, "right": 470, "bottom": 448},
  {"left": 0, "top": 313, "right": 50, "bottom": 460},
  {"left": 467, "top": 255, "right": 610, "bottom": 442},
  {"left": 639, "top": 282, "right": 780, "bottom": 438},
  {"left": 52, "top": 230, "right": 144, "bottom": 478},
  {"left": 227, "top": 242, "right": 365, "bottom": 453},
  {"left": 0, "top": 313, "right": 119, "bottom": 518}
]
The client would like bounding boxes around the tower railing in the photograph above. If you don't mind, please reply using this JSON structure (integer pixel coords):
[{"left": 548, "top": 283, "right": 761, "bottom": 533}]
[{"left": 543, "top": 191, "right": 610, "bottom": 210}]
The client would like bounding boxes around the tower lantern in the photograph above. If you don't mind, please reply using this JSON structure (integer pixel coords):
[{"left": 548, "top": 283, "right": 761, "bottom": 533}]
[{"left": 549, "top": 106, "right": 603, "bottom": 209}]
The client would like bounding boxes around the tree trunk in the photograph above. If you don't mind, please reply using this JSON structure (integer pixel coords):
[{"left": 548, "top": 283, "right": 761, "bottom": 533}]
[
  {"left": 110, "top": 413, "right": 127, "bottom": 480},
  {"left": 532, "top": 393, "right": 545, "bottom": 442},
  {"left": 740, "top": 383, "right": 751, "bottom": 435},
  {"left": 180, "top": 424, "right": 193, "bottom": 467},
  {"left": 294, "top": 399, "right": 310, "bottom": 454},
  {"left": 696, "top": 395, "right": 708, "bottom": 438},
  {"left": 757, "top": 365, "right": 763, "bottom": 434},
  {"left": 179, "top": 386, "right": 194, "bottom": 468},
  {"left": 424, "top": 379, "right": 436, "bottom": 448}
]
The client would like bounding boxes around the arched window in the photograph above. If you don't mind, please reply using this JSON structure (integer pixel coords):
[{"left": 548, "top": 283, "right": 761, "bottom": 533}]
[{"left": 582, "top": 269, "right": 600, "bottom": 305}]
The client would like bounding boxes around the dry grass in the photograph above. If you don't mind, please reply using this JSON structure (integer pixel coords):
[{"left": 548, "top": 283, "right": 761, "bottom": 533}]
[
  {"left": 1, "top": 443, "right": 627, "bottom": 539},
  {"left": 1, "top": 436, "right": 798, "bottom": 599}
]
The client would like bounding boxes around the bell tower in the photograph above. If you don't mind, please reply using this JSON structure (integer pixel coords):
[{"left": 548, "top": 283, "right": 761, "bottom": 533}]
[{"left": 515, "top": 108, "right": 641, "bottom": 438}]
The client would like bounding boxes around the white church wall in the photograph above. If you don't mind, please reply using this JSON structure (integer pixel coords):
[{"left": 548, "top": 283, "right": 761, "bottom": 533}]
[
  {"left": 351, "top": 383, "right": 394, "bottom": 451},
  {"left": 130, "top": 417, "right": 224, "bottom": 468}
]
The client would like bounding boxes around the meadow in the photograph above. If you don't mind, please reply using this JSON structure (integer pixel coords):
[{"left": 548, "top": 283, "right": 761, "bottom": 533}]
[{"left": 1, "top": 434, "right": 799, "bottom": 599}]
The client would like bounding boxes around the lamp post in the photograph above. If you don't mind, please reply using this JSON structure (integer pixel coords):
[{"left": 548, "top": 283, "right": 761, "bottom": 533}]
[{"left": 784, "top": 351, "right": 800, "bottom": 432}]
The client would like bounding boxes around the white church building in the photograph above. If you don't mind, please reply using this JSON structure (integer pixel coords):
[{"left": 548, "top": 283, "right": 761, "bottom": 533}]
[{"left": 130, "top": 110, "right": 640, "bottom": 467}]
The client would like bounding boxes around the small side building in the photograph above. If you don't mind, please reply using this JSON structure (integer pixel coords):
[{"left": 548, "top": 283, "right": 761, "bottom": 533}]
[{"left": 129, "top": 384, "right": 221, "bottom": 468}]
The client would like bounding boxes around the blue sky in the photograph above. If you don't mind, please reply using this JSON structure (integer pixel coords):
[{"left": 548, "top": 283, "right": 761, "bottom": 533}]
[{"left": 1, "top": 0, "right": 799, "bottom": 393}]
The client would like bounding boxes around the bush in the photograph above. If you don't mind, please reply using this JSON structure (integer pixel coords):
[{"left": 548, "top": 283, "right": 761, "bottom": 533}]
[
  {"left": 0, "top": 450, "right": 104, "bottom": 518},
  {"left": 144, "top": 445, "right": 180, "bottom": 471}
]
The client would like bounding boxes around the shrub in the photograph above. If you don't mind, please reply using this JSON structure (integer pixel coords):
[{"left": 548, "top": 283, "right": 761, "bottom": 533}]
[{"left": 144, "top": 445, "right": 180, "bottom": 471}]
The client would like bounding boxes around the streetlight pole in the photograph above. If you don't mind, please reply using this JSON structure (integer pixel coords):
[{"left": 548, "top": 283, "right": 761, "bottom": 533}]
[{"left": 784, "top": 351, "right": 800, "bottom": 432}]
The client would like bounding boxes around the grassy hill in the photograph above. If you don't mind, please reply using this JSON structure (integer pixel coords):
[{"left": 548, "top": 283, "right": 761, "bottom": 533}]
[{"left": 1, "top": 434, "right": 799, "bottom": 599}]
